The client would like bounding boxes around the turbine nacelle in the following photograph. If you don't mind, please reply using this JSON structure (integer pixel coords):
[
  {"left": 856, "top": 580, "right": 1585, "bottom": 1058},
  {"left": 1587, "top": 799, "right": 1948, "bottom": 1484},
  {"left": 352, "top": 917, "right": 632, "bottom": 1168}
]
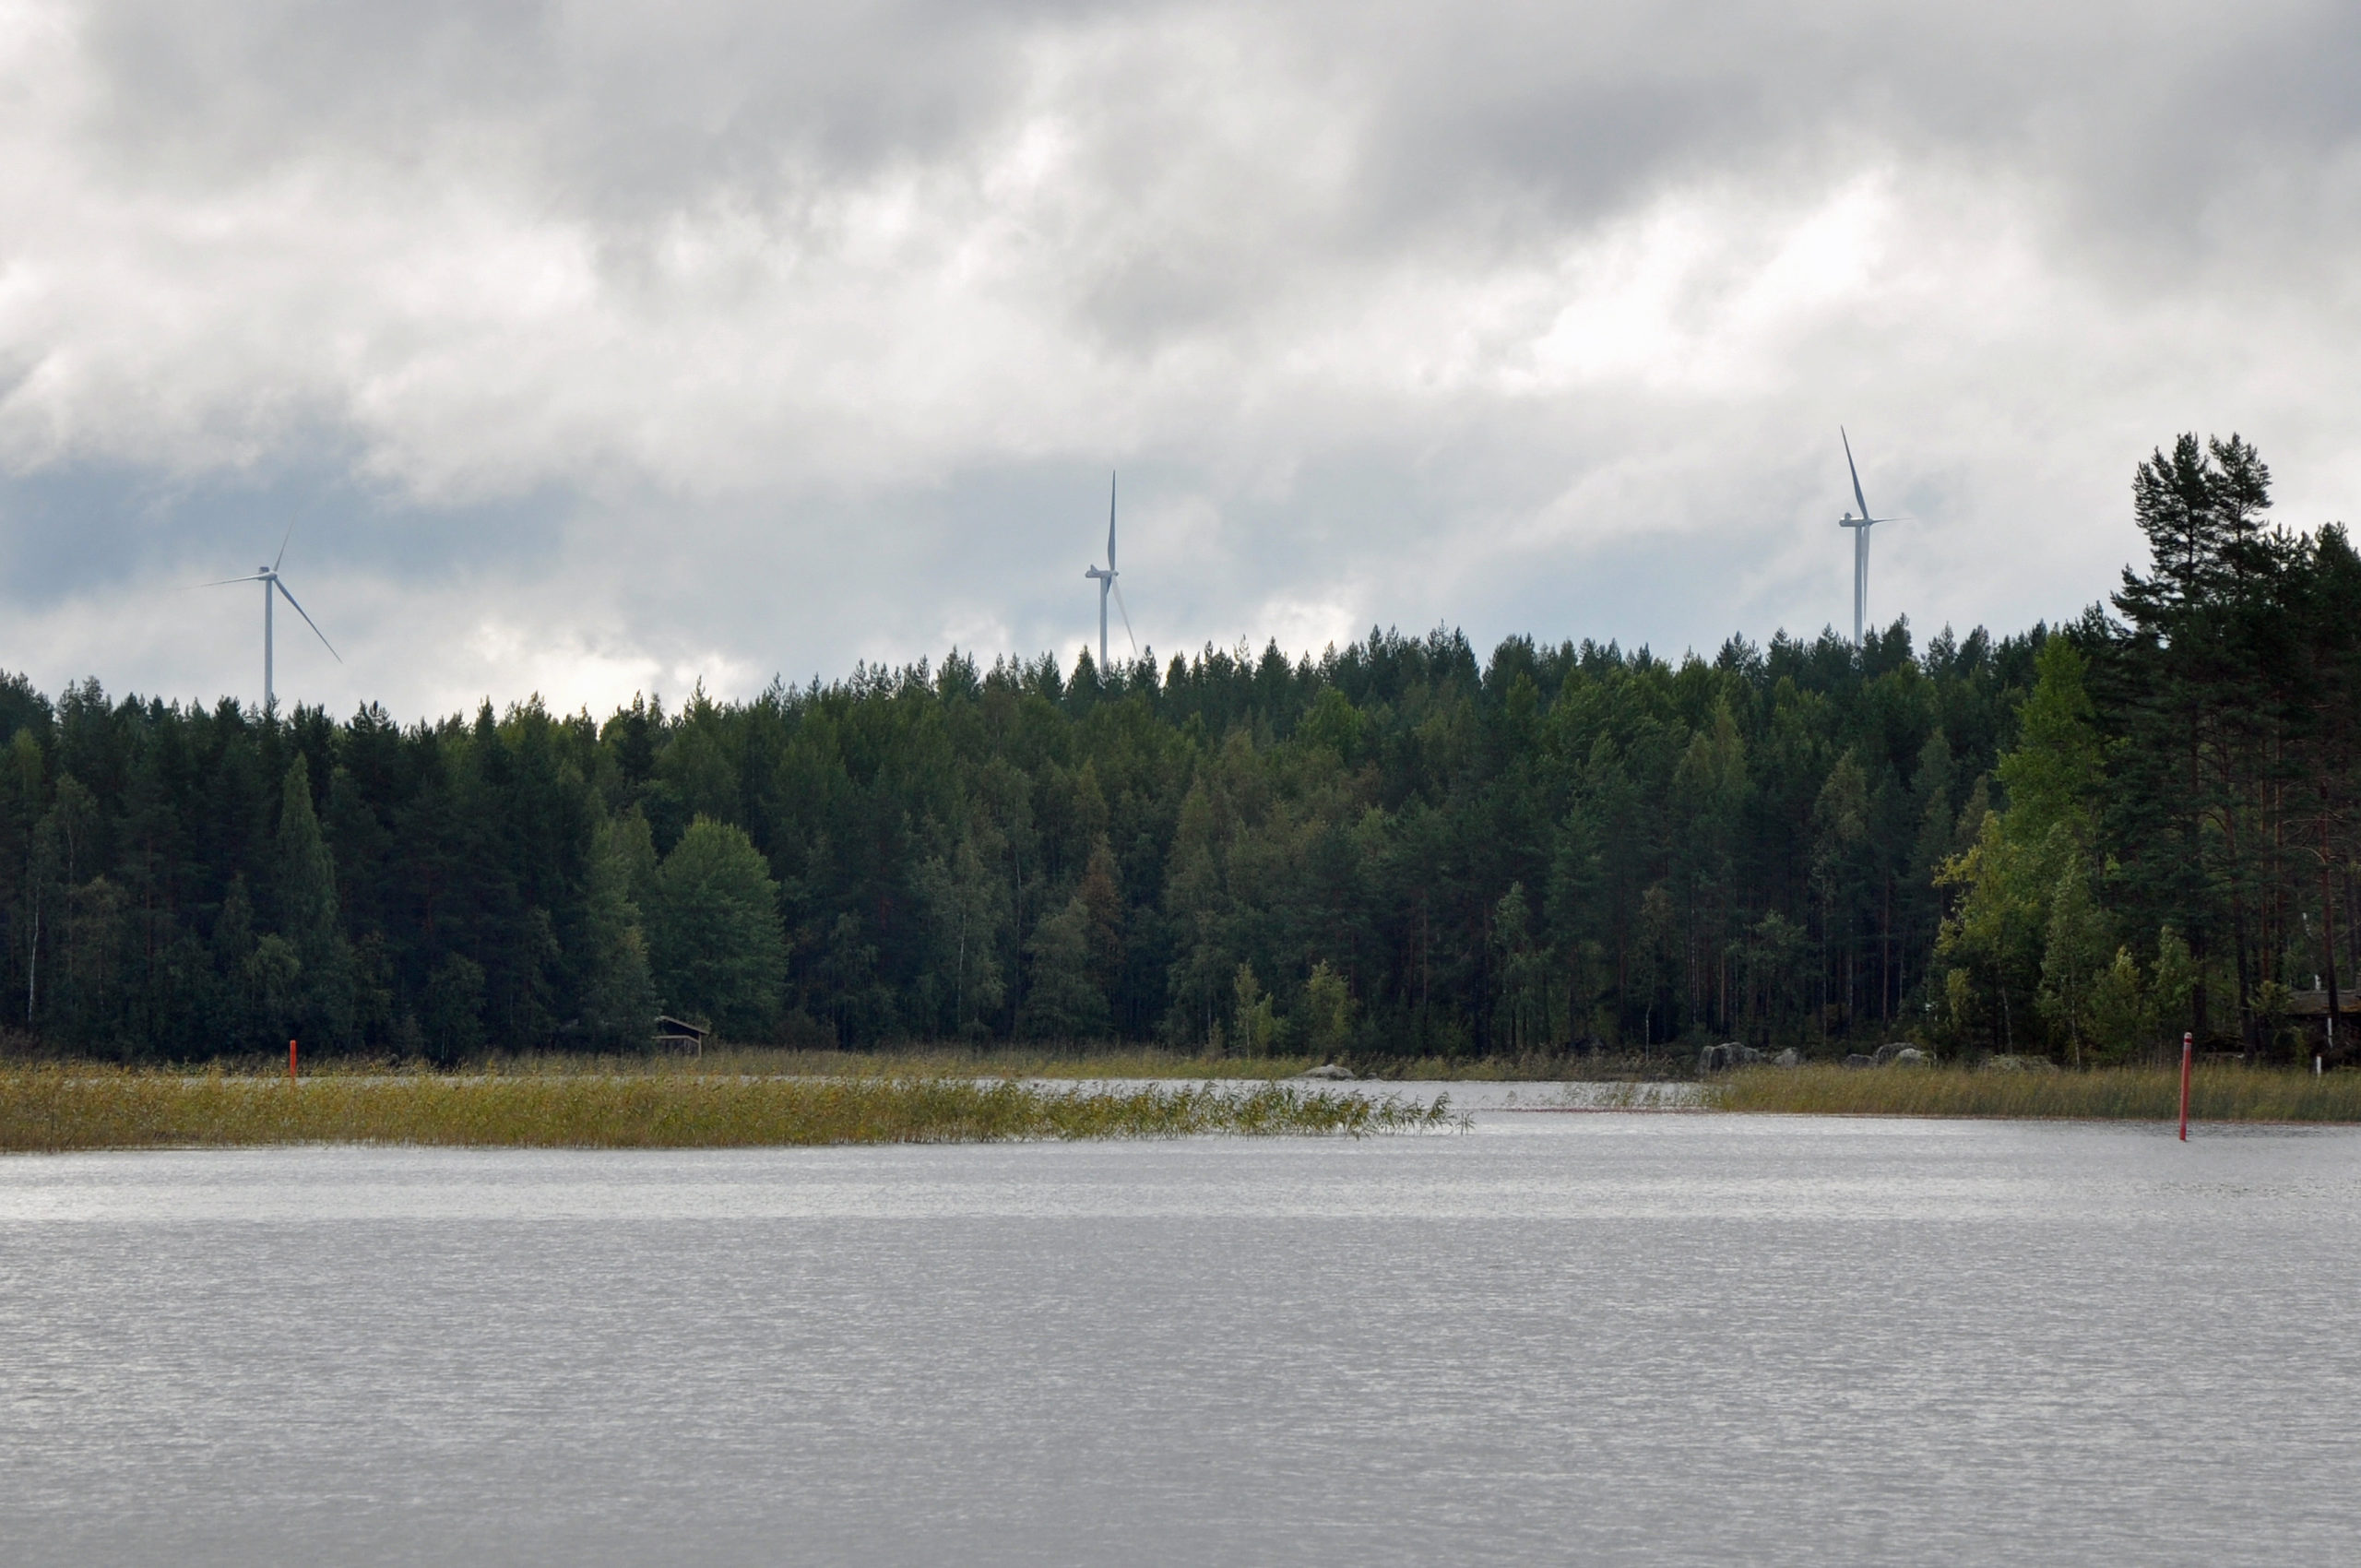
[
  {"left": 204, "top": 524, "right": 339, "bottom": 712},
  {"left": 1835, "top": 428, "right": 1910, "bottom": 645},
  {"left": 1084, "top": 472, "right": 1135, "bottom": 670}
]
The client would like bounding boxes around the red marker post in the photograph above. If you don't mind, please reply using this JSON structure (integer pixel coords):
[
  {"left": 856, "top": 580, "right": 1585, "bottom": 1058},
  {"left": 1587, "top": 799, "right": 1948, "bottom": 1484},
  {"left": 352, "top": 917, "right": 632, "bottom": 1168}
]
[
  {"left": 290, "top": 1038, "right": 299, "bottom": 1083},
  {"left": 2177, "top": 1031, "right": 2193, "bottom": 1141}
]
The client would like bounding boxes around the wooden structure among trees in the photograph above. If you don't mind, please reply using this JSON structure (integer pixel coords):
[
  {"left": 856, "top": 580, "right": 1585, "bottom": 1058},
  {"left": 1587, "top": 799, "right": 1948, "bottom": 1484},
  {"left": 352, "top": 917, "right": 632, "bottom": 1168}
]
[{"left": 652, "top": 1016, "right": 708, "bottom": 1055}]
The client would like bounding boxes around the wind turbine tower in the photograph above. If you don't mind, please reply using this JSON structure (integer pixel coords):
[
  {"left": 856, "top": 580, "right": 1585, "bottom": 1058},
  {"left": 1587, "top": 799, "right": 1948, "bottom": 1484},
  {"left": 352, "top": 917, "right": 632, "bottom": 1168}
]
[
  {"left": 1837, "top": 429, "right": 1902, "bottom": 647},
  {"left": 208, "top": 525, "right": 340, "bottom": 712},
  {"left": 1083, "top": 472, "right": 1135, "bottom": 671}
]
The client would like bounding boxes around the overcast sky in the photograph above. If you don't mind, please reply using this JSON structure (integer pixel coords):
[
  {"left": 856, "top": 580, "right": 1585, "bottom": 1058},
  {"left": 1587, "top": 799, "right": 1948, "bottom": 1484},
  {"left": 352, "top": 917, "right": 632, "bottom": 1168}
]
[{"left": 2, "top": 0, "right": 2356, "bottom": 719}]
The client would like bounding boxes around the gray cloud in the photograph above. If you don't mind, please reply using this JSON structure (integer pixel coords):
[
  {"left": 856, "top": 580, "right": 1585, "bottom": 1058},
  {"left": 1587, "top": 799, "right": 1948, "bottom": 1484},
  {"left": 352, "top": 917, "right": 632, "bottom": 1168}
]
[{"left": 2, "top": 0, "right": 2357, "bottom": 719}]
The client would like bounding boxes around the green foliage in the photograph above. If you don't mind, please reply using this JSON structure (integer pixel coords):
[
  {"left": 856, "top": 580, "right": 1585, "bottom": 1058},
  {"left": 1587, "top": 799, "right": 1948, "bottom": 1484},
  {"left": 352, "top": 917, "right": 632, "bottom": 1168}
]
[
  {"left": 271, "top": 754, "right": 354, "bottom": 1051},
  {"left": 0, "top": 441, "right": 2352, "bottom": 1066},
  {"left": 577, "top": 814, "right": 660, "bottom": 1047},
  {"left": 2150, "top": 927, "right": 2197, "bottom": 1044},
  {"left": 1997, "top": 638, "right": 2104, "bottom": 845},
  {"left": 2035, "top": 854, "right": 2112, "bottom": 1066},
  {"left": 1232, "top": 962, "right": 1278, "bottom": 1054},
  {"left": 913, "top": 822, "right": 1010, "bottom": 1039},
  {"left": 1303, "top": 960, "right": 1355, "bottom": 1058},
  {"left": 274, "top": 756, "right": 339, "bottom": 950},
  {"left": 423, "top": 953, "right": 487, "bottom": 1060},
  {"left": 1940, "top": 635, "right": 2112, "bottom": 1056},
  {"left": 1491, "top": 882, "right": 1550, "bottom": 1054},
  {"left": 647, "top": 816, "right": 787, "bottom": 1040},
  {"left": 1019, "top": 894, "right": 1109, "bottom": 1039},
  {"left": 2083, "top": 947, "right": 2154, "bottom": 1063}
]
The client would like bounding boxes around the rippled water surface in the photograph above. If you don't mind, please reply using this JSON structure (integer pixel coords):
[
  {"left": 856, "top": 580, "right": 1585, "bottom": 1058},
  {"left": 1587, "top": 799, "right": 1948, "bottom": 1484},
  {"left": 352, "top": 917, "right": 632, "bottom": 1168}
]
[{"left": 6, "top": 1103, "right": 2359, "bottom": 1565}]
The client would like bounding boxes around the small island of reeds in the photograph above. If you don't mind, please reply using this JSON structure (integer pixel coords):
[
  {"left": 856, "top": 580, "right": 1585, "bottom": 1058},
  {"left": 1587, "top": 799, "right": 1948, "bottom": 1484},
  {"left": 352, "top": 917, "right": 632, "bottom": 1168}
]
[{"left": 0, "top": 1063, "right": 1460, "bottom": 1154}]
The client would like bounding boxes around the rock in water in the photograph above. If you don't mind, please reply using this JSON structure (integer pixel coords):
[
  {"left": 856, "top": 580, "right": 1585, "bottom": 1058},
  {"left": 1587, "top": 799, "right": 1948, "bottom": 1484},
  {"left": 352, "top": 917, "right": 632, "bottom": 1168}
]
[{"left": 1299, "top": 1063, "right": 1355, "bottom": 1081}]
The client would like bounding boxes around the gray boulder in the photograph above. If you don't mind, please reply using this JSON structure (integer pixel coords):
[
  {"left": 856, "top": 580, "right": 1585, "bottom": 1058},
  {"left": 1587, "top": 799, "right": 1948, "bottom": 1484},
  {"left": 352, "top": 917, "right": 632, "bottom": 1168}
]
[
  {"left": 1844, "top": 1053, "right": 1878, "bottom": 1069},
  {"left": 1299, "top": 1063, "right": 1355, "bottom": 1081},
  {"left": 1774, "top": 1048, "right": 1800, "bottom": 1068},
  {"left": 1698, "top": 1042, "right": 1768, "bottom": 1073}
]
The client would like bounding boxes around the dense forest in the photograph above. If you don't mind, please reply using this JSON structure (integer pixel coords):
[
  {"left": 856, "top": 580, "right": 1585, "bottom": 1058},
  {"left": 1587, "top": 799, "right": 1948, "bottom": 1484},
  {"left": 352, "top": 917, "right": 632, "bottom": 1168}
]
[{"left": 1, "top": 433, "right": 2353, "bottom": 1064}]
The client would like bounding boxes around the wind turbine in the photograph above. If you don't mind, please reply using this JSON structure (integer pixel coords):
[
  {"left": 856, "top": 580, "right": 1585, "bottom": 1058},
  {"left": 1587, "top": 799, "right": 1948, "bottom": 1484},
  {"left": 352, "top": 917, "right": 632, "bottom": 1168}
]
[
  {"left": 1837, "top": 429, "right": 1904, "bottom": 647},
  {"left": 1083, "top": 472, "right": 1135, "bottom": 671},
  {"left": 207, "top": 523, "right": 340, "bottom": 712}
]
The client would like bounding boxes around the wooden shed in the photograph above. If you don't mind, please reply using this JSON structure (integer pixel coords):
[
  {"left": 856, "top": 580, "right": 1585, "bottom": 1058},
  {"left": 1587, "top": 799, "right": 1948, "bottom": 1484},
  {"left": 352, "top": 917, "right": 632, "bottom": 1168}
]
[{"left": 653, "top": 1016, "right": 709, "bottom": 1056}]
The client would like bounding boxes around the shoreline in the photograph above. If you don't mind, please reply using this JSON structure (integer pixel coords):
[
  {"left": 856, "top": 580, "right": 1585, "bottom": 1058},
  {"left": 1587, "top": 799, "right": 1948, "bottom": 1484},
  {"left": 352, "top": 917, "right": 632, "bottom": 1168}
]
[
  {"left": 4, "top": 1061, "right": 2356, "bottom": 1151},
  {"left": 0, "top": 1069, "right": 1461, "bottom": 1154}
]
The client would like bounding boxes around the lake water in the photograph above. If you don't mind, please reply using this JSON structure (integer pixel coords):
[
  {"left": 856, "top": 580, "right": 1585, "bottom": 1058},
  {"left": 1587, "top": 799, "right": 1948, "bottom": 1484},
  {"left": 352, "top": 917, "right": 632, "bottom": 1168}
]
[{"left": 4, "top": 1096, "right": 2358, "bottom": 1565}]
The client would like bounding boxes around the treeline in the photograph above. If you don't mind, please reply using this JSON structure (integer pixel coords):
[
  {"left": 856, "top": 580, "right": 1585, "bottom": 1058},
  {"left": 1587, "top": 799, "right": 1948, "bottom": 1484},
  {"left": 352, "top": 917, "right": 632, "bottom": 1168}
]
[
  {"left": 0, "top": 433, "right": 2351, "bottom": 1063},
  {"left": 1944, "top": 434, "right": 2361, "bottom": 1062}
]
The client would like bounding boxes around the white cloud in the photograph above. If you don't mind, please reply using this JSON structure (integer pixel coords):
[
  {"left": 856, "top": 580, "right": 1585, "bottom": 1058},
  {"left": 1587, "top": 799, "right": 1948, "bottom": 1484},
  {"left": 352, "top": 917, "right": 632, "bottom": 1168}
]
[{"left": 0, "top": 0, "right": 2356, "bottom": 717}]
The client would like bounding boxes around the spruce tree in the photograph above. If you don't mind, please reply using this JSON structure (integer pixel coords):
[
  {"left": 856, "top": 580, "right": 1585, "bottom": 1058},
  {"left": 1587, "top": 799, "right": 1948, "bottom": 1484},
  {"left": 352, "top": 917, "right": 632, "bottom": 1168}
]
[{"left": 271, "top": 754, "right": 352, "bottom": 1050}]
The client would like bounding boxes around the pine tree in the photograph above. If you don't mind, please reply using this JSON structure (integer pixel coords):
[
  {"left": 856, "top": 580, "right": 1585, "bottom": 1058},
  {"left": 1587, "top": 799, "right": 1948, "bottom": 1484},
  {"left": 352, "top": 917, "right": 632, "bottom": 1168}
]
[{"left": 2102, "top": 434, "right": 2280, "bottom": 1050}]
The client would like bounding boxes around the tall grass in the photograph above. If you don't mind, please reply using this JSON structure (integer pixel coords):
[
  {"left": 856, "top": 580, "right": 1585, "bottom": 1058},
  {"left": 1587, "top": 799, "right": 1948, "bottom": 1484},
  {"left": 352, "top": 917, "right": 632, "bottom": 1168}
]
[
  {"left": 1707, "top": 1063, "right": 2361, "bottom": 1122},
  {"left": 5, "top": 1039, "right": 1705, "bottom": 1083},
  {"left": 0, "top": 1066, "right": 1461, "bottom": 1153},
  {"left": 497, "top": 1044, "right": 1329, "bottom": 1082}
]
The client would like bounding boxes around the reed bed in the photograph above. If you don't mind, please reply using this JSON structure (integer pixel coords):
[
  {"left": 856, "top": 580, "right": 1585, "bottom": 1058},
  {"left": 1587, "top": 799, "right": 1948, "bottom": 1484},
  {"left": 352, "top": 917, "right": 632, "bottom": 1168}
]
[
  {"left": 310, "top": 1044, "right": 1690, "bottom": 1083},
  {"left": 1707, "top": 1063, "right": 2361, "bottom": 1122},
  {"left": 490, "top": 1045, "right": 1328, "bottom": 1082},
  {"left": 0, "top": 1067, "right": 1460, "bottom": 1153}
]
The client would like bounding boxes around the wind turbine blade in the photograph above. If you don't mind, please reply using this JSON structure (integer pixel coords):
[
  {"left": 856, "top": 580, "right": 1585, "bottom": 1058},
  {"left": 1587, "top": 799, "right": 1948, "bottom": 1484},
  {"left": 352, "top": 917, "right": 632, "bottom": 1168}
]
[
  {"left": 273, "top": 520, "right": 297, "bottom": 573},
  {"left": 273, "top": 578, "right": 341, "bottom": 662},
  {"left": 1841, "top": 428, "right": 1871, "bottom": 522},
  {"left": 1107, "top": 471, "right": 1117, "bottom": 571},
  {"left": 199, "top": 574, "right": 268, "bottom": 587},
  {"left": 1110, "top": 580, "right": 1137, "bottom": 655}
]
